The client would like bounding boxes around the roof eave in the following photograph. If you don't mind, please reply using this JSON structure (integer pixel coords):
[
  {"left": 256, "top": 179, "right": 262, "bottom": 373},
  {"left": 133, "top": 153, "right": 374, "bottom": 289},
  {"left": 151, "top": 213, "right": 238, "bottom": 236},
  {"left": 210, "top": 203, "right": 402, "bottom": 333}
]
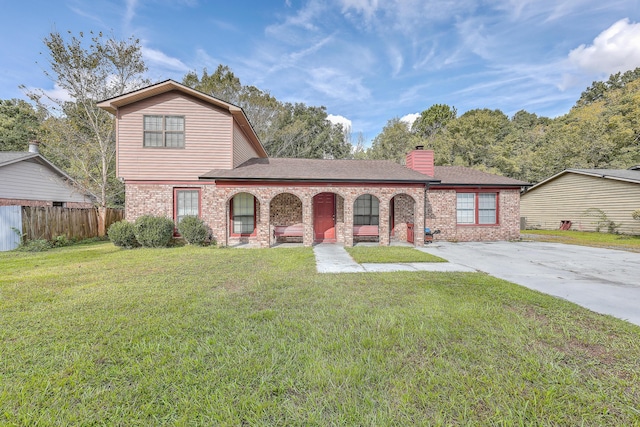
[
  {"left": 199, "top": 176, "right": 440, "bottom": 184},
  {"left": 0, "top": 153, "right": 39, "bottom": 168},
  {"left": 432, "top": 183, "right": 529, "bottom": 188}
]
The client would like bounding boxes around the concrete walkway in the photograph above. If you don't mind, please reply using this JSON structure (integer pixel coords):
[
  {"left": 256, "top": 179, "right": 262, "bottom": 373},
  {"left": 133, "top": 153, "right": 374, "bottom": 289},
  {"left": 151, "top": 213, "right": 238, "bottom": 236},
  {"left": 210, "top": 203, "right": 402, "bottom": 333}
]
[{"left": 313, "top": 243, "right": 476, "bottom": 274}]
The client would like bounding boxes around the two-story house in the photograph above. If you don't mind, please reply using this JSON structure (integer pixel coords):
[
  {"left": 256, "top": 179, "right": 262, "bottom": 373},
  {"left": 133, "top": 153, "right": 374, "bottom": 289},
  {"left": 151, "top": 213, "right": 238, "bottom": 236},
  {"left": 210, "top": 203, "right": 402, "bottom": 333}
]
[{"left": 98, "top": 80, "right": 527, "bottom": 247}]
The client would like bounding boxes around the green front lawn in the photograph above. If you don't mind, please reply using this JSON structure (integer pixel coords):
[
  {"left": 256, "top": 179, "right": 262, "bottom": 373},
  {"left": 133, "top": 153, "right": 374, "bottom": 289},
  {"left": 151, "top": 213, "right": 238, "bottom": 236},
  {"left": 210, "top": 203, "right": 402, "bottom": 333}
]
[
  {"left": 346, "top": 246, "right": 447, "bottom": 263},
  {"left": 1, "top": 242, "right": 639, "bottom": 425},
  {"left": 523, "top": 229, "right": 640, "bottom": 251}
]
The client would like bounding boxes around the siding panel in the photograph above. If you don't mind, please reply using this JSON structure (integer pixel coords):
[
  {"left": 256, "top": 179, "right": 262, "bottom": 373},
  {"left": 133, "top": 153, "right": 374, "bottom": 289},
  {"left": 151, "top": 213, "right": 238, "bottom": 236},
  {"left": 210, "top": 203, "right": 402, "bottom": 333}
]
[
  {"left": 0, "top": 161, "right": 91, "bottom": 203},
  {"left": 117, "top": 91, "right": 233, "bottom": 180},
  {"left": 233, "top": 121, "right": 259, "bottom": 167},
  {"left": 521, "top": 173, "right": 640, "bottom": 235}
]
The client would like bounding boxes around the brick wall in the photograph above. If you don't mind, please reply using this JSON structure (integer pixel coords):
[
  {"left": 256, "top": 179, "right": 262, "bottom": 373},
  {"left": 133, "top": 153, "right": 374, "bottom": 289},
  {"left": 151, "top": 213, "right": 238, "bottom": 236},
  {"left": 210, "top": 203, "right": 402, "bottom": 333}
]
[
  {"left": 392, "top": 194, "right": 415, "bottom": 242},
  {"left": 427, "top": 189, "right": 521, "bottom": 241},
  {"left": 125, "top": 182, "right": 425, "bottom": 248}
]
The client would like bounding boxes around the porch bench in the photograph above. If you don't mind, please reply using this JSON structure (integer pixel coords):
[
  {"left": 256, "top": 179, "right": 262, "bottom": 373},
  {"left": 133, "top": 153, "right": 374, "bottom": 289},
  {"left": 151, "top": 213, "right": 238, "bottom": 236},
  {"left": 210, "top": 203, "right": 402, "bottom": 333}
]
[
  {"left": 353, "top": 225, "right": 379, "bottom": 237},
  {"left": 273, "top": 223, "right": 304, "bottom": 239}
]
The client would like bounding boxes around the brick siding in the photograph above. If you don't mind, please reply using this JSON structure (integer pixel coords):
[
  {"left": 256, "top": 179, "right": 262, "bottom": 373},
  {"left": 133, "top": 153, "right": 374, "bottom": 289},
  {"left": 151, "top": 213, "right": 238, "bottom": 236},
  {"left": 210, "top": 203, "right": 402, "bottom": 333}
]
[
  {"left": 427, "top": 189, "right": 521, "bottom": 241},
  {"left": 125, "top": 182, "right": 425, "bottom": 248}
]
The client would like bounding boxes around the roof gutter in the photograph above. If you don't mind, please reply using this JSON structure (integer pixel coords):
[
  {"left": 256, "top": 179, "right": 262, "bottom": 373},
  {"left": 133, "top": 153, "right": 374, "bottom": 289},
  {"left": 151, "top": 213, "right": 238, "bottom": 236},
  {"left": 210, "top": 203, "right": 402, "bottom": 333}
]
[{"left": 199, "top": 176, "right": 441, "bottom": 184}]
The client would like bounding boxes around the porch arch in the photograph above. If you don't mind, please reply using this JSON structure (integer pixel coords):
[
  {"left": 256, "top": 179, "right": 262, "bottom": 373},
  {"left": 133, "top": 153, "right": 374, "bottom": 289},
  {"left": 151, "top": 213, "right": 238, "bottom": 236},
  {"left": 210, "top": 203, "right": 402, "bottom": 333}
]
[
  {"left": 225, "top": 191, "right": 262, "bottom": 244},
  {"left": 353, "top": 194, "right": 380, "bottom": 243},
  {"left": 390, "top": 193, "right": 416, "bottom": 244},
  {"left": 269, "top": 192, "right": 304, "bottom": 244}
]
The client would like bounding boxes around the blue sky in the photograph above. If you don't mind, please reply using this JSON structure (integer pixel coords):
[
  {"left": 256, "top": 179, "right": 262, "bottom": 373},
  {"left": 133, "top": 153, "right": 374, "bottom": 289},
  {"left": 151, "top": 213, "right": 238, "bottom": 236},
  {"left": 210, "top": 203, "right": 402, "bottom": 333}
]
[{"left": 1, "top": 0, "right": 640, "bottom": 144}]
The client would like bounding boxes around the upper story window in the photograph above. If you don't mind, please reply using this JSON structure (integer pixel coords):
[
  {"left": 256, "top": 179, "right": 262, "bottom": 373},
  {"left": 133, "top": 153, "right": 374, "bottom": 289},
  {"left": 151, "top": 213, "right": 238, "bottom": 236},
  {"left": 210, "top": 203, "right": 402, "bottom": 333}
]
[
  {"left": 144, "top": 115, "right": 185, "bottom": 148},
  {"left": 456, "top": 192, "right": 498, "bottom": 225}
]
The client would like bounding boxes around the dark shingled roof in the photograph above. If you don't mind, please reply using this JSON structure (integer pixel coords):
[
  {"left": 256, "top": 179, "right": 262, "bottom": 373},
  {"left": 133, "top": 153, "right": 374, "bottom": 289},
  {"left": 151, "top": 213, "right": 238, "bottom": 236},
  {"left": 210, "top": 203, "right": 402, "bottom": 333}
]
[
  {"left": 201, "top": 157, "right": 528, "bottom": 186},
  {"left": 0, "top": 152, "right": 37, "bottom": 167},
  {"left": 567, "top": 168, "right": 640, "bottom": 184},
  {"left": 201, "top": 157, "right": 437, "bottom": 183},
  {"left": 433, "top": 166, "right": 529, "bottom": 187}
]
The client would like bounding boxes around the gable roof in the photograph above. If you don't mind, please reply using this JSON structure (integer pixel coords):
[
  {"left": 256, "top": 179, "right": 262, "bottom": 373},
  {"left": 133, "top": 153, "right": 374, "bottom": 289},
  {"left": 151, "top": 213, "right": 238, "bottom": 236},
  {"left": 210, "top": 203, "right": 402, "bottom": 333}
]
[
  {"left": 525, "top": 168, "right": 640, "bottom": 193},
  {"left": 96, "top": 79, "right": 267, "bottom": 158},
  {"left": 0, "top": 152, "right": 39, "bottom": 167},
  {"left": 0, "top": 151, "right": 96, "bottom": 201},
  {"left": 201, "top": 157, "right": 440, "bottom": 183},
  {"left": 433, "top": 166, "right": 529, "bottom": 187}
]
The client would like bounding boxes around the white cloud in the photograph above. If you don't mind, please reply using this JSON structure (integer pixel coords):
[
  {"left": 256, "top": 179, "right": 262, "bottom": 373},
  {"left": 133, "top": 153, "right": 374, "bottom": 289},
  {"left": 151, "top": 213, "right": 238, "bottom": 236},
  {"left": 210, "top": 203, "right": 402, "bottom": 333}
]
[
  {"left": 568, "top": 18, "right": 640, "bottom": 75},
  {"left": 387, "top": 45, "right": 403, "bottom": 76},
  {"left": 339, "top": 0, "right": 380, "bottom": 21},
  {"left": 265, "top": 0, "right": 325, "bottom": 37},
  {"left": 400, "top": 113, "right": 420, "bottom": 126},
  {"left": 124, "top": 0, "right": 138, "bottom": 28},
  {"left": 307, "top": 67, "right": 371, "bottom": 101},
  {"left": 327, "top": 114, "right": 352, "bottom": 130},
  {"left": 141, "top": 46, "right": 191, "bottom": 73}
]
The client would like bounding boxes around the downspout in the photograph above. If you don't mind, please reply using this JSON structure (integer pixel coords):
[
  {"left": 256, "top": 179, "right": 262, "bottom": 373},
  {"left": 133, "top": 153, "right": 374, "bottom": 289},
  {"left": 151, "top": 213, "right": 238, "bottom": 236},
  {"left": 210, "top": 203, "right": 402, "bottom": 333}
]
[{"left": 423, "top": 182, "right": 430, "bottom": 241}]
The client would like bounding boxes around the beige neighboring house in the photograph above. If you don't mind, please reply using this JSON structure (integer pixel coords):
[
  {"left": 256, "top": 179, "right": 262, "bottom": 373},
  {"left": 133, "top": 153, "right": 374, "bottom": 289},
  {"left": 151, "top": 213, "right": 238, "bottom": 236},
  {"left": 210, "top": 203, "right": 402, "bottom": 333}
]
[
  {"left": 0, "top": 142, "right": 94, "bottom": 208},
  {"left": 521, "top": 167, "right": 640, "bottom": 235}
]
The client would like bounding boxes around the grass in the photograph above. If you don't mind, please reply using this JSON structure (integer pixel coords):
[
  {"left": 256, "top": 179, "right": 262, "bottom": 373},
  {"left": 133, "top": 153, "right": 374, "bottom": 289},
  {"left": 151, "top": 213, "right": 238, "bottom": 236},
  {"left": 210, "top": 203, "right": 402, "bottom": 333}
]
[
  {"left": 346, "top": 245, "right": 447, "bottom": 263},
  {"left": 522, "top": 229, "right": 640, "bottom": 252},
  {"left": 1, "top": 242, "right": 639, "bottom": 425}
]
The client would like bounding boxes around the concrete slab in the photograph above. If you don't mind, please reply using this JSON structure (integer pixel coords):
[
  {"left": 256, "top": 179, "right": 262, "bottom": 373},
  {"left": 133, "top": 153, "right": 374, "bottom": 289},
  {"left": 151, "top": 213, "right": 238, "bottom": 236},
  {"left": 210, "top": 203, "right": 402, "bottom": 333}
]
[
  {"left": 361, "top": 262, "right": 476, "bottom": 272},
  {"left": 418, "top": 241, "right": 640, "bottom": 327},
  {"left": 314, "top": 243, "right": 365, "bottom": 273}
]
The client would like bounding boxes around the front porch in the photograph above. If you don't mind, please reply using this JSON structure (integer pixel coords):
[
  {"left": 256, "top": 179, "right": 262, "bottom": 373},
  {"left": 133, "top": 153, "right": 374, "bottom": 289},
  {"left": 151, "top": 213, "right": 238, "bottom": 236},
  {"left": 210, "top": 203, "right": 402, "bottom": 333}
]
[{"left": 217, "top": 184, "right": 426, "bottom": 248}]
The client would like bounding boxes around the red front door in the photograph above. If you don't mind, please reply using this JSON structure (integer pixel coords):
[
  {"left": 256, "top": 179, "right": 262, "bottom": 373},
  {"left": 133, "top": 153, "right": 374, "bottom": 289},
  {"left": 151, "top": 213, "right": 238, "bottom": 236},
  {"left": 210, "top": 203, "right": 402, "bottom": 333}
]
[{"left": 314, "top": 192, "right": 335, "bottom": 241}]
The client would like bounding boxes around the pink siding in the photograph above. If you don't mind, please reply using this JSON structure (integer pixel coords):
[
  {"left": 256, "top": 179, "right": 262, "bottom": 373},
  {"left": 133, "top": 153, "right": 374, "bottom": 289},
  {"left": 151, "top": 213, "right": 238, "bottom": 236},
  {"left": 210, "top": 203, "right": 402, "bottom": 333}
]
[
  {"left": 233, "top": 121, "right": 259, "bottom": 167},
  {"left": 117, "top": 91, "right": 233, "bottom": 181},
  {"left": 406, "top": 149, "right": 434, "bottom": 176}
]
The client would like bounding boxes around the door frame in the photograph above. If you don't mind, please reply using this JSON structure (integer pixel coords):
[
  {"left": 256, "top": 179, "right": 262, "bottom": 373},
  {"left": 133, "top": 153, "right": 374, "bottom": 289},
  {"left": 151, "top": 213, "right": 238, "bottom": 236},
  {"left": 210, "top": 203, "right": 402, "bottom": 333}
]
[{"left": 313, "top": 192, "right": 336, "bottom": 242}]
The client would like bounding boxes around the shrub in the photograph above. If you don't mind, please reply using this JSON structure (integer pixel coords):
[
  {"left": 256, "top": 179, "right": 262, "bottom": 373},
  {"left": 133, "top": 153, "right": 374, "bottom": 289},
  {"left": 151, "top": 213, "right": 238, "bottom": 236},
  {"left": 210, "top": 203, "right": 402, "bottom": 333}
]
[
  {"left": 134, "top": 215, "right": 175, "bottom": 248},
  {"left": 633, "top": 209, "right": 640, "bottom": 221},
  {"left": 16, "top": 239, "right": 52, "bottom": 252},
  {"left": 177, "top": 216, "right": 211, "bottom": 246},
  {"left": 108, "top": 220, "right": 139, "bottom": 249}
]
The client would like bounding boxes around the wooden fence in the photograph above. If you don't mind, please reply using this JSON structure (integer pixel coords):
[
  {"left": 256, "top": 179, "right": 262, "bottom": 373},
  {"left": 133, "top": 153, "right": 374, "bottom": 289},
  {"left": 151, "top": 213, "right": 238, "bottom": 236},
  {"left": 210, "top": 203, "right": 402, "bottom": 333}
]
[{"left": 21, "top": 206, "right": 124, "bottom": 241}]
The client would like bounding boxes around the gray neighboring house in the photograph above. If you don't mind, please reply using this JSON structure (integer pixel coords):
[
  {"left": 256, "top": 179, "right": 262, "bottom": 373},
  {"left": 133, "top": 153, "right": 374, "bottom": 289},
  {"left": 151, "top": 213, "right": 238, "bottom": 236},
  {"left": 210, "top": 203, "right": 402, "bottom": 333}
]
[
  {"left": 521, "top": 166, "right": 640, "bottom": 235},
  {"left": 0, "top": 142, "right": 94, "bottom": 208}
]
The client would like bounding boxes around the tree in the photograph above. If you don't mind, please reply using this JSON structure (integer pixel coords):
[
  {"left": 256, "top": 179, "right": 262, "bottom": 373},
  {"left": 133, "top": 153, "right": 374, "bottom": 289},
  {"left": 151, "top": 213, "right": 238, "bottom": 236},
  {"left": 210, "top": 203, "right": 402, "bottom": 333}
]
[
  {"left": 266, "top": 103, "right": 351, "bottom": 159},
  {"left": 411, "top": 104, "right": 457, "bottom": 140},
  {"left": 0, "top": 99, "right": 42, "bottom": 151},
  {"left": 183, "top": 65, "right": 243, "bottom": 104},
  {"left": 24, "top": 31, "right": 149, "bottom": 206},
  {"left": 368, "top": 118, "right": 420, "bottom": 163},
  {"left": 577, "top": 67, "right": 640, "bottom": 107},
  {"left": 183, "top": 67, "right": 281, "bottom": 146},
  {"left": 429, "top": 109, "right": 511, "bottom": 172}
]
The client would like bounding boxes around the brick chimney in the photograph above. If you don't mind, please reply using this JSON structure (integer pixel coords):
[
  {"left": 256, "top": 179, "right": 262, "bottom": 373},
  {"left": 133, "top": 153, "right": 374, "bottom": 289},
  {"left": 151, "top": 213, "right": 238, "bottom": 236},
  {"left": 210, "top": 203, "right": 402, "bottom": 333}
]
[
  {"left": 406, "top": 146, "right": 434, "bottom": 176},
  {"left": 28, "top": 140, "right": 40, "bottom": 154}
]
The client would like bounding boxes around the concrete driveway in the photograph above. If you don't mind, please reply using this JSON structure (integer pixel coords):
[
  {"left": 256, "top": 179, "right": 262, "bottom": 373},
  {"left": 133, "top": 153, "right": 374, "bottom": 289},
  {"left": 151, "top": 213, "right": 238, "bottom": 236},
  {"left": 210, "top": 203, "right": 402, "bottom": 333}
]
[{"left": 419, "top": 241, "right": 640, "bottom": 327}]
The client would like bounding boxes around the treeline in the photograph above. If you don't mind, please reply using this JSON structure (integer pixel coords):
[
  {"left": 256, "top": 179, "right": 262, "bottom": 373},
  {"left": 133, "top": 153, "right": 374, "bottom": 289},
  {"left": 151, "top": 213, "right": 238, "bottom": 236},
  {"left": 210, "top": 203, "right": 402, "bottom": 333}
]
[
  {"left": 1, "top": 31, "right": 639, "bottom": 208},
  {"left": 365, "top": 68, "right": 640, "bottom": 183}
]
